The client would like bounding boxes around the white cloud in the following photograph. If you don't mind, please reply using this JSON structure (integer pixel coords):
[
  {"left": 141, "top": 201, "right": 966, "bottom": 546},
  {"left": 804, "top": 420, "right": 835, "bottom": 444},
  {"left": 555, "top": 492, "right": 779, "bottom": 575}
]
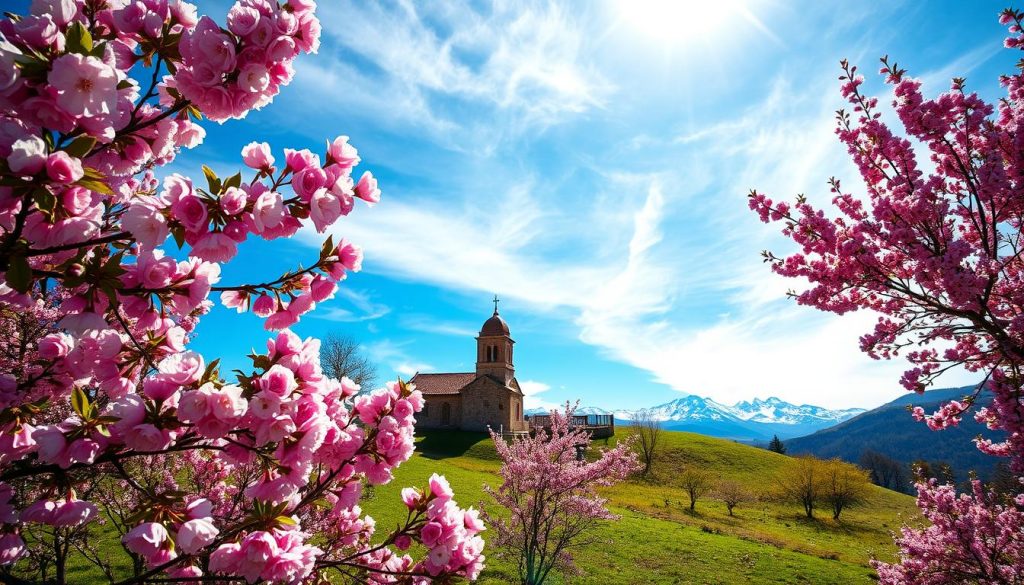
[
  {"left": 285, "top": 8, "right": 994, "bottom": 411},
  {"left": 520, "top": 380, "right": 564, "bottom": 410},
  {"left": 400, "top": 315, "right": 478, "bottom": 338},
  {"left": 289, "top": 0, "right": 612, "bottom": 145},
  {"left": 311, "top": 288, "right": 390, "bottom": 323},
  {"left": 363, "top": 339, "right": 434, "bottom": 379}
]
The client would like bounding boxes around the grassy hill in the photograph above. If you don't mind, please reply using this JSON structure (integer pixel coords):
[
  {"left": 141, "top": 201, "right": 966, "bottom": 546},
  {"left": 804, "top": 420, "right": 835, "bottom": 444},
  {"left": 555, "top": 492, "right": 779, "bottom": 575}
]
[{"left": 362, "top": 428, "right": 919, "bottom": 584}]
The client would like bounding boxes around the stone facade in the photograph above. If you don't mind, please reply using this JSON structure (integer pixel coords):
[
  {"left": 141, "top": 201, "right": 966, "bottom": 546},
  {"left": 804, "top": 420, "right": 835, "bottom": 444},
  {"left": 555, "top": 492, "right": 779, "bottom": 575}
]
[{"left": 411, "top": 305, "right": 528, "bottom": 433}]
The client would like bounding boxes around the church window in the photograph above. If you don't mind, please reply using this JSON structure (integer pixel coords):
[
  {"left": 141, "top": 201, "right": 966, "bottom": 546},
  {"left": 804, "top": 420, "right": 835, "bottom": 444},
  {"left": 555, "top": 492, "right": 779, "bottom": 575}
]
[
  {"left": 441, "top": 402, "right": 451, "bottom": 426},
  {"left": 423, "top": 404, "right": 429, "bottom": 417},
  {"left": 516, "top": 403, "right": 520, "bottom": 420},
  {"left": 499, "top": 403, "right": 503, "bottom": 410}
]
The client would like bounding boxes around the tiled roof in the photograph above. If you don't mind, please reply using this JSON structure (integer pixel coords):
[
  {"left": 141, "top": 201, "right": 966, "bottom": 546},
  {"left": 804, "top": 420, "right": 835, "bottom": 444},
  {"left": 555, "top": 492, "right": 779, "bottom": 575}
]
[{"left": 409, "top": 372, "right": 476, "bottom": 395}]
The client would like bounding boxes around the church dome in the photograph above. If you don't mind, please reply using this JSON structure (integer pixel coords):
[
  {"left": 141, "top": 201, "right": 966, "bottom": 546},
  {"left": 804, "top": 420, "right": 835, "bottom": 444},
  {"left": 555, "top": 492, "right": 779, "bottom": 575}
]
[{"left": 480, "top": 312, "right": 510, "bottom": 337}]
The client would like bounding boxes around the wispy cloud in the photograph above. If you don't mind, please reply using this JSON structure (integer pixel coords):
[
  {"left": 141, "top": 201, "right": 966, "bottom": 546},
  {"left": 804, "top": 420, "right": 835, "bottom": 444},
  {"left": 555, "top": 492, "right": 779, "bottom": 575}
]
[
  {"left": 400, "top": 315, "right": 478, "bottom": 338},
  {"left": 363, "top": 339, "right": 434, "bottom": 379},
  {"left": 312, "top": 288, "right": 390, "bottom": 323},
  {"left": 290, "top": 0, "right": 612, "bottom": 146}
]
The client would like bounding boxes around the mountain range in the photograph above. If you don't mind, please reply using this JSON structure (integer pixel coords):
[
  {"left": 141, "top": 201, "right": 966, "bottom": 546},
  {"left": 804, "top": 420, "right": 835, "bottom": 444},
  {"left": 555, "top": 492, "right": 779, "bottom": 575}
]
[{"left": 526, "top": 395, "right": 865, "bottom": 441}]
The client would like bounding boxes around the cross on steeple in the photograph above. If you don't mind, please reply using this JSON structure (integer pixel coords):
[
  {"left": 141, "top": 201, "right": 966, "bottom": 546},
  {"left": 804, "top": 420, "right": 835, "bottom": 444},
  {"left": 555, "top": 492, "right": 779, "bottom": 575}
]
[{"left": 492, "top": 294, "right": 500, "bottom": 315}]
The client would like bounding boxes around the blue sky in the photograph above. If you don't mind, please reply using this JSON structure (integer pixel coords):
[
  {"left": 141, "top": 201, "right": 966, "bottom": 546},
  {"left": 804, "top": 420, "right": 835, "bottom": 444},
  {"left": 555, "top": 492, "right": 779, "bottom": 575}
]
[{"left": 172, "top": 0, "right": 1016, "bottom": 411}]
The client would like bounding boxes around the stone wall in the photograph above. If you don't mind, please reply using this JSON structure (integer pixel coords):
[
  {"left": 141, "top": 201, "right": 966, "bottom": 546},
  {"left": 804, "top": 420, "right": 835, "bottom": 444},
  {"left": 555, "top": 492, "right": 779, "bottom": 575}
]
[
  {"left": 415, "top": 395, "right": 462, "bottom": 429},
  {"left": 460, "top": 377, "right": 528, "bottom": 432}
]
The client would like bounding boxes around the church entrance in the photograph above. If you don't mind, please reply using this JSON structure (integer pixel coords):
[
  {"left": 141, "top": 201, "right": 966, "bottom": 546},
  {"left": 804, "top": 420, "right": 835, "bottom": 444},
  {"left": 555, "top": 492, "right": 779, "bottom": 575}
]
[{"left": 441, "top": 402, "right": 451, "bottom": 426}]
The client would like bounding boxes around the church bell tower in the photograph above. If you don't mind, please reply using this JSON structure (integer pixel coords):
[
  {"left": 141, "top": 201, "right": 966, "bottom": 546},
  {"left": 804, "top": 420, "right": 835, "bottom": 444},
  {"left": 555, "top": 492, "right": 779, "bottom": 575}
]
[{"left": 476, "top": 295, "right": 514, "bottom": 386}]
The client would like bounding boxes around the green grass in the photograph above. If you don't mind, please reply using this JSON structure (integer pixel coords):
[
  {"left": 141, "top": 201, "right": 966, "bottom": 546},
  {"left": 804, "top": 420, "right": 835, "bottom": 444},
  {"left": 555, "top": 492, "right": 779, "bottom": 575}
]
[
  {"left": 15, "top": 428, "right": 918, "bottom": 584},
  {"left": 362, "top": 429, "right": 919, "bottom": 584}
]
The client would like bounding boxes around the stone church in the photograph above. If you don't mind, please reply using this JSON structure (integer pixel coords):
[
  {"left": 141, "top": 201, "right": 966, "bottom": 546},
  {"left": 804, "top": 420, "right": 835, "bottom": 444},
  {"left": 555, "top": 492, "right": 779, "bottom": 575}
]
[{"left": 411, "top": 300, "right": 529, "bottom": 433}]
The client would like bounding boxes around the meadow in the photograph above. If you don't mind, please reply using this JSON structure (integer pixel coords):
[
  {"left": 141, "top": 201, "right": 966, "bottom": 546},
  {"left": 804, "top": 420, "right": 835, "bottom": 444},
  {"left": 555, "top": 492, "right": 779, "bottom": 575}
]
[{"left": 361, "top": 428, "right": 919, "bottom": 585}]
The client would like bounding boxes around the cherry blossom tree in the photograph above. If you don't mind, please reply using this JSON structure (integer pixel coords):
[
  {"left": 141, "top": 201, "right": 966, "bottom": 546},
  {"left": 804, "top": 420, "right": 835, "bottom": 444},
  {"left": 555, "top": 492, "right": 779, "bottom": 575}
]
[
  {"left": 749, "top": 7, "right": 1024, "bottom": 583},
  {"left": 485, "top": 405, "right": 639, "bottom": 585},
  {"left": 0, "top": 1, "right": 484, "bottom": 583}
]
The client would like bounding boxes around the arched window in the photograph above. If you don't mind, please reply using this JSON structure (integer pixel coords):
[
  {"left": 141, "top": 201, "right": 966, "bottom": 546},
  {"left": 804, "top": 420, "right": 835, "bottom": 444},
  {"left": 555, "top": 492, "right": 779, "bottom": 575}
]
[
  {"left": 516, "top": 403, "right": 520, "bottom": 421},
  {"left": 441, "top": 402, "right": 451, "bottom": 426}
]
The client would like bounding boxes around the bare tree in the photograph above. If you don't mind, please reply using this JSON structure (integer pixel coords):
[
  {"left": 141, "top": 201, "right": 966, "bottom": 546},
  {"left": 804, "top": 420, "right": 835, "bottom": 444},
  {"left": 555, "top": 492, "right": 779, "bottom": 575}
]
[
  {"left": 821, "top": 459, "right": 871, "bottom": 520},
  {"left": 679, "top": 468, "right": 714, "bottom": 512},
  {"left": 776, "top": 455, "right": 823, "bottom": 519},
  {"left": 716, "top": 479, "right": 753, "bottom": 516},
  {"left": 320, "top": 333, "right": 377, "bottom": 389},
  {"left": 859, "top": 449, "right": 909, "bottom": 493},
  {"left": 632, "top": 409, "right": 662, "bottom": 477}
]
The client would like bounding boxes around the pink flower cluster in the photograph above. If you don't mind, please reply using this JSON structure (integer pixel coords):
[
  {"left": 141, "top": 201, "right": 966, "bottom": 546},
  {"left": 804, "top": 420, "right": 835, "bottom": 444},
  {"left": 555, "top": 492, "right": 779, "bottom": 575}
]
[
  {"left": 750, "top": 10, "right": 1024, "bottom": 584},
  {"left": 402, "top": 474, "right": 486, "bottom": 579},
  {"left": 485, "top": 405, "right": 639, "bottom": 582},
  {"left": 0, "top": 1, "right": 484, "bottom": 582},
  {"left": 123, "top": 498, "right": 219, "bottom": 570},
  {"left": 210, "top": 527, "right": 321, "bottom": 583},
  {"left": 873, "top": 479, "right": 1024, "bottom": 584},
  {"left": 174, "top": 0, "right": 320, "bottom": 122}
]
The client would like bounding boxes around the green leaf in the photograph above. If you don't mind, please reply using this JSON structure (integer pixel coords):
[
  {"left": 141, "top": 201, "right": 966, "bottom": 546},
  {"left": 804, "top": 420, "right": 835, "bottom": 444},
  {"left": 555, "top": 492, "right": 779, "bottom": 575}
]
[
  {"left": 32, "top": 189, "right": 57, "bottom": 219},
  {"left": 64, "top": 135, "right": 97, "bottom": 158},
  {"left": 202, "top": 165, "right": 221, "bottom": 194},
  {"left": 77, "top": 168, "right": 114, "bottom": 195},
  {"left": 71, "top": 387, "right": 89, "bottom": 418},
  {"left": 223, "top": 172, "right": 242, "bottom": 192},
  {"left": 275, "top": 515, "right": 297, "bottom": 527},
  {"left": 5, "top": 255, "right": 31, "bottom": 293},
  {"left": 202, "top": 358, "right": 221, "bottom": 383},
  {"left": 65, "top": 22, "right": 93, "bottom": 54}
]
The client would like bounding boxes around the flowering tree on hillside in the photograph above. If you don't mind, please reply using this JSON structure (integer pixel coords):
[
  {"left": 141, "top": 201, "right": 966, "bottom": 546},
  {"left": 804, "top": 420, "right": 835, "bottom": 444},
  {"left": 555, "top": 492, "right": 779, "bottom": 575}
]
[
  {"left": 0, "top": 1, "right": 484, "bottom": 583},
  {"left": 749, "top": 8, "right": 1024, "bottom": 583},
  {"left": 485, "top": 405, "right": 639, "bottom": 585}
]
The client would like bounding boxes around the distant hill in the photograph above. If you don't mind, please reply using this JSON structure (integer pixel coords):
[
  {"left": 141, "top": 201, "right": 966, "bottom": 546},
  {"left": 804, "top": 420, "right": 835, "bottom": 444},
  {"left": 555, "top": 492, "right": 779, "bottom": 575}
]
[
  {"left": 786, "top": 385, "right": 1004, "bottom": 480},
  {"left": 527, "top": 395, "right": 865, "bottom": 441}
]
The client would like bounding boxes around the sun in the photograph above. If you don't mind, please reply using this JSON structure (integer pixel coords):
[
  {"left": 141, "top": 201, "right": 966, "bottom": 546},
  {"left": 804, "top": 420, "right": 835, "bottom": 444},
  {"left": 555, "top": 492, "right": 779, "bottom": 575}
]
[{"left": 614, "top": 0, "right": 758, "bottom": 47}]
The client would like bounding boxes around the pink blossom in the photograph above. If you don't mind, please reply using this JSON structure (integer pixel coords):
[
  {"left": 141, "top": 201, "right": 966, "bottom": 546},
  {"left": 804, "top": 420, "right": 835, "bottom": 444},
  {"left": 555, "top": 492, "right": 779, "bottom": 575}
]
[
  {"left": 252, "top": 294, "right": 277, "bottom": 317},
  {"left": 8, "top": 136, "right": 46, "bottom": 175},
  {"left": 122, "top": 202, "right": 169, "bottom": 250},
  {"left": 45, "top": 152, "right": 84, "bottom": 184},
  {"left": 0, "top": 533, "right": 25, "bottom": 565},
  {"left": 292, "top": 166, "right": 327, "bottom": 201},
  {"left": 354, "top": 171, "right": 380, "bottom": 205},
  {"left": 123, "top": 522, "right": 170, "bottom": 560},
  {"left": 192, "top": 231, "right": 238, "bottom": 262},
  {"left": 51, "top": 497, "right": 97, "bottom": 527},
  {"left": 226, "top": 5, "right": 260, "bottom": 36},
  {"left": 326, "top": 135, "right": 359, "bottom": 170},
  {"left": 309, "top": 189, "right": 341, "bottom": 233},
  {"left": 176, "top": 518, "right": 218, "bottom": 554},
  {"left": 220, "top": 186, "right": 247, "bottom": 215},
  {"left": 284, "top": 148, "right": 318, "bottom": 172},
  {"left": 172, "top": 195, "right": 209, "bottom": 233},
  {"left": 48, "top": 54, "right": 118, "bottom": 117}
]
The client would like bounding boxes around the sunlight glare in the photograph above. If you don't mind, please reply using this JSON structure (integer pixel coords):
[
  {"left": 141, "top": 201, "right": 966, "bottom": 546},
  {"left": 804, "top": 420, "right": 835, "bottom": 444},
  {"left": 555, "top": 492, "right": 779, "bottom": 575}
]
[{"left": 616, "top": 0, "right": 741, "bottom": 46}]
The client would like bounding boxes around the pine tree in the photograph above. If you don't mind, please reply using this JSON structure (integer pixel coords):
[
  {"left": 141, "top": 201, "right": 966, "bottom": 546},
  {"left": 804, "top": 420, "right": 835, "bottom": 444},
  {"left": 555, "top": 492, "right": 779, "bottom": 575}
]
[{"left": 768, "top": 434, "right": 786, "bottom": 454}]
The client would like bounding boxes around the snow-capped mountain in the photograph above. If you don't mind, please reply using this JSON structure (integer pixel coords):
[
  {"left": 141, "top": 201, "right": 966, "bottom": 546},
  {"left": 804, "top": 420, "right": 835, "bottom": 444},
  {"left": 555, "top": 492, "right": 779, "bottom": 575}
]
[
  {"left": 615, "top": 395, "right": 736, "bottom": 423},
  {"left": 728, "top": 397, "right": 865, "bottom": 425},
  {"left": 527, "top": 395, "right": 865, "bottom": 441}
]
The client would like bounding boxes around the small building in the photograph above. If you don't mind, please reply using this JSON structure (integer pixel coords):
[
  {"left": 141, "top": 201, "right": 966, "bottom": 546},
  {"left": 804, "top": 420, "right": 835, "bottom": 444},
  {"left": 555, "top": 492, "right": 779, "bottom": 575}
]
[{"left": 411, "top": 300, "right": 529, "bottom": 433}]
